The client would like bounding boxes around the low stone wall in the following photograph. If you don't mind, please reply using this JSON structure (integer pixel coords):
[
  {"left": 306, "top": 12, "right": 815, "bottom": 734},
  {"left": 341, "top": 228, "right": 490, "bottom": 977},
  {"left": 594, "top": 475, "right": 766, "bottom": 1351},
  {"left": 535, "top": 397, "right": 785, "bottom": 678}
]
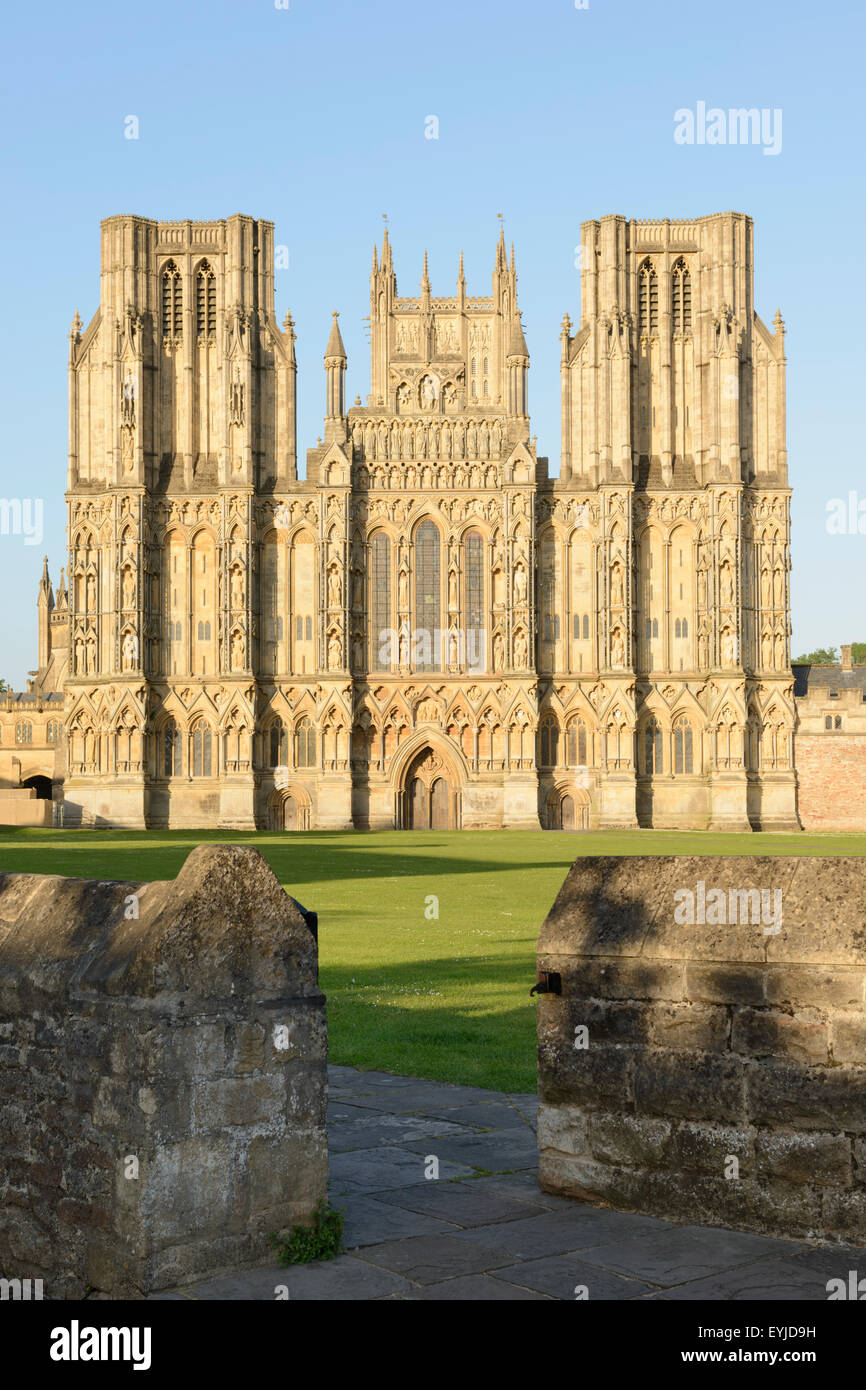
[
  {"left": 0, "top": 789, "right": 52, "bottom": 826},
  {"left": 0, "top": 844, "right": 327, "bottom": 1298},
  {"left": 537, "top": 855, "right": 866, "bottom": 1243}
]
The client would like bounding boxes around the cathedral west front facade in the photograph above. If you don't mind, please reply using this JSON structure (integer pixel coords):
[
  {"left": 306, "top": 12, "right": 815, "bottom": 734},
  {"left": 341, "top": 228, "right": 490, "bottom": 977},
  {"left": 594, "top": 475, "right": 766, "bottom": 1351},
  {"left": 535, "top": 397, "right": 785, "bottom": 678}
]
[{"left": 13, "top": 209, "right": 799, "bottom": 832}]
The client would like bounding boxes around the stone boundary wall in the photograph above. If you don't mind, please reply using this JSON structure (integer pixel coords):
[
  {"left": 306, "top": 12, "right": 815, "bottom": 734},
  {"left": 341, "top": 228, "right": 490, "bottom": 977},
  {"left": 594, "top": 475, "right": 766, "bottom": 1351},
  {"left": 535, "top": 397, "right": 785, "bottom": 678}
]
[
  {"left": 0, "top": 789, "right": 53, "bottom": 827},
  {"left": 795, "top": 734, "right": 866, "bottom": 831},
  {"left": 0, "top": 844, "right": 327, "bottom": 1298},
  {"left": 537, "top": 856, "right": 866, "bottom": 1242}
]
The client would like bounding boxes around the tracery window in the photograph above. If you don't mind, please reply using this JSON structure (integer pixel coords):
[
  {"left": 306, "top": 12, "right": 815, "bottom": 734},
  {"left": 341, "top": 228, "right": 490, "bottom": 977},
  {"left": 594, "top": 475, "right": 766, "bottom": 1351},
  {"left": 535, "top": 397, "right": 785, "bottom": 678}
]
[
  {"left": 162, "top": 261, "right": 183, "bottom": 337},
  {"left": 370, "top": 533, "right": 391, "bottom": 669},
  {"left": 414, "top": 520, "right": 440, "bottom": 672},
  {"left": 674, "top": 719, "right": 694, "bottom": 774},
  {"left": 192, "top": 723, "right": 213, "bottom": 777},
  {"left": 196, "top": 261, "right": 216, "bottom": 335},
  {"left": 268, "top": 719, "right": 289, "bottom": 768},
  {"left": 295, "top": 717, "right": 316, "bottom": 768},
  {"left": 644, "top": 721, "right": 663, "bottom": 774},
  {"left": 672, "top": 259, "right": 691, "bottom": 332},
  {"left": 465, "top": 531, "right": 484, "bottom": 663},
  {"left": 538, "top": 717, "right": 559, "bottom": 768},
  {"left": 639, "top": 260, "right": 658, "bottom": 334},
  {"left": 163, "top": 719, "right": 182, "bottom": 776},
  {"left": 566, "top": 720, "right": 588, "bottom": 767}
]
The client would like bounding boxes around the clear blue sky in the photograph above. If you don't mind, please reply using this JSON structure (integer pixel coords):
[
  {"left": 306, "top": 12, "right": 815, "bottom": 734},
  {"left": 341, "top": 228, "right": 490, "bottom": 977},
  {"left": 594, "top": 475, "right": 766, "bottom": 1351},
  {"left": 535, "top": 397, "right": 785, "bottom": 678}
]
[{"left": 0, "top": 0, "right": 861, "bottom": 685}]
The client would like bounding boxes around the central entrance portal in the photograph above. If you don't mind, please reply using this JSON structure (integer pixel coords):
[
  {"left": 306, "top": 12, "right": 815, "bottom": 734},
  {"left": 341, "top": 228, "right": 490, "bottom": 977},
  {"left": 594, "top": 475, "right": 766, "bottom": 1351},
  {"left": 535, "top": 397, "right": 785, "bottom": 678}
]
[{"left": 404, "top": 747, "right": 454, "bottom": 829}]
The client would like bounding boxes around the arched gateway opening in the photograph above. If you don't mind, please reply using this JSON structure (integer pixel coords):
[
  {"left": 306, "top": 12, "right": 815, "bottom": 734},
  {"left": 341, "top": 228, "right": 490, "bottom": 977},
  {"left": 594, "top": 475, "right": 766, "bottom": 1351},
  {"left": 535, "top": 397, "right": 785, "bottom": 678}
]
[
  {"left": 266, "top": 786, "right": 310, "bottom": 831},
  {"left": 403, "top": 747, "right": 455, "bottom": 829},
  {"left": 546, "top": 785, "right": 591, "bottom": 831}
]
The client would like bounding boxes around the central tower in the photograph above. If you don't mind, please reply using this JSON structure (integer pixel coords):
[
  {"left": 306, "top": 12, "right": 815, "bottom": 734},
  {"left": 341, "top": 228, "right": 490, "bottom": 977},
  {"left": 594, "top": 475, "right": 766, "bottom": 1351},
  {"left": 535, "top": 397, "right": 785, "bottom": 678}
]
[{"left": 302, "top": 227, "right": 545, "bottom": 829}]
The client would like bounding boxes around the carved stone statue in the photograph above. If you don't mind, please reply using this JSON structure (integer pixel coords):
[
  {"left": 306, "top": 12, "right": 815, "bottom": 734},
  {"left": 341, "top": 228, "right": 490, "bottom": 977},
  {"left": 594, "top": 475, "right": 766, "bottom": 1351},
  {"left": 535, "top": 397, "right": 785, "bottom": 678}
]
[
  {"left": 328, "top": 567, "right": 342, "bottom": 607},
  {"left": 514, "top": 630, "right": 528, "bottom": 668},
  {"left": 121, "top": 632, "right": 138, "bottom": 670},
  {"left": 611, "top": 562, "right": 624, "bottom": 608}
]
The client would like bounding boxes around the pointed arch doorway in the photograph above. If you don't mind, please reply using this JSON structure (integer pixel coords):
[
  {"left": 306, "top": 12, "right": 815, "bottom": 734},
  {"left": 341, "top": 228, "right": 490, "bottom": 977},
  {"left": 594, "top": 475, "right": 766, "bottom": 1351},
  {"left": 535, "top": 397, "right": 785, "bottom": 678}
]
[{"left": 403, "top": 747, "right": 454, "bottom": 829}]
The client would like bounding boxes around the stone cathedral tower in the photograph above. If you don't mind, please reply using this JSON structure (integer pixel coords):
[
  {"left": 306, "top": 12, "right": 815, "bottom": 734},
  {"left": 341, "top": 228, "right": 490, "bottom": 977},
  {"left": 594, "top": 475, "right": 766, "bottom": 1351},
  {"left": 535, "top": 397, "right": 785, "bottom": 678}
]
[
  {"left": 54, "top": 210, "right": 797, "bottom": 832},
  {"left": 549, "top": 212, "right": 797, "bottom": 830}
]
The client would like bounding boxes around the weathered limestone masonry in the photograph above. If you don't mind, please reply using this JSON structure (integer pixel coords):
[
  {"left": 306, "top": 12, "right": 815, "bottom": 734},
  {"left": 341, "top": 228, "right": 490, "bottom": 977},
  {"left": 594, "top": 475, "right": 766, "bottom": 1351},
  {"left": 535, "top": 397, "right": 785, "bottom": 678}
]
[
  {"left": 537, "top": 856, "right": 866, "bottom": 1242},
  {"left": 0, "top": 844, "right": 327, "bottom": 1298}
]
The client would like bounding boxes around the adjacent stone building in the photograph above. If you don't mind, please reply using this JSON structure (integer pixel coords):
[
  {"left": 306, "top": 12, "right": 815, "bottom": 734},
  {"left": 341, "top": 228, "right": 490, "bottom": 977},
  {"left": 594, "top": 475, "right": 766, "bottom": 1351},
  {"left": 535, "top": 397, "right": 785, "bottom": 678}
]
[
  {"left": 793, "top": 646, "right": 866, "bottom": 831},
  {"left": 0, "top": 211, "right": 802, "bottom": 830}
]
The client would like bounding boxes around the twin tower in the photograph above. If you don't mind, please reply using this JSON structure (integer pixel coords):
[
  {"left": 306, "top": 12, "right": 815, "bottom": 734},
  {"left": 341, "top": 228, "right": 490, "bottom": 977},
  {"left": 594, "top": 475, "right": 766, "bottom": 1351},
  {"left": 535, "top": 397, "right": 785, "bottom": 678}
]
[{"left": 55, "top": 211, "right": 797, "bottom": 832}]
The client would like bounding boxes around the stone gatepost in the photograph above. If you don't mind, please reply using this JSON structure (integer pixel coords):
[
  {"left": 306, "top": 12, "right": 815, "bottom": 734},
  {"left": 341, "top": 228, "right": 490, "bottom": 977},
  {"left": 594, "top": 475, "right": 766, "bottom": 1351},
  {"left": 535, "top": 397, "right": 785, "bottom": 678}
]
[
  {"left": 0, "top": 844, "right": 327, "bottom": 1298},
  {"left": 536, "top": 855, "right": 866, "bottom": 1242}
]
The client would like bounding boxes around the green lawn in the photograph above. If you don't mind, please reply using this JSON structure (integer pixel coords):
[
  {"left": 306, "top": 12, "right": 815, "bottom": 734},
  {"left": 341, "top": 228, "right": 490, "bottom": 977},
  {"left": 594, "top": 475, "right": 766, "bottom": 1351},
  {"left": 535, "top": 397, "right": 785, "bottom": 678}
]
[{"left": 2, "top": 826, "right": 865, "bottom": 1091}]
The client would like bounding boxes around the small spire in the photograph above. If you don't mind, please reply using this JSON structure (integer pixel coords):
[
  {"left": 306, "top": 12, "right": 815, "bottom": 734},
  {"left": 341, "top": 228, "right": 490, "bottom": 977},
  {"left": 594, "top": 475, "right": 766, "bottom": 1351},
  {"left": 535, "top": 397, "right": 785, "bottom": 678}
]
[
  {"left": 458, "top": 248, "right": 465, "bottom": 283},
  {"left": 507, "top": 313, "right": 529, "bottom": 359},
  {"left": 382, "top": 223, "right": 391, "bottom": 267},
  {"left": 560, "top": 312, "right": 572, "bottom": 336},
  {"left": 70, "top": 311, "right": 82, "bottom": 337},
  {"left": 325, "top": 310, "right": 346, "bottom": 362},
  {"left": 41, "top": 555, "right": 50, "bottom": 588},
  {"left": 282, "top": 310, "right": 295, "bottom": 336},
  {"left": 421, "top": 248, "right": 430, "bottom": 292},
  {"left": 372, "top": 243, "right": 379, "bottom": 273},
  {"left": 510, "top": 241, "right": 516, "bottom": 274},
  {"left": 774, "top": 308, "right": 785, "bottom": 334},
  {"left": 495, "top": 215, "right": 507, "bottom": 271}
]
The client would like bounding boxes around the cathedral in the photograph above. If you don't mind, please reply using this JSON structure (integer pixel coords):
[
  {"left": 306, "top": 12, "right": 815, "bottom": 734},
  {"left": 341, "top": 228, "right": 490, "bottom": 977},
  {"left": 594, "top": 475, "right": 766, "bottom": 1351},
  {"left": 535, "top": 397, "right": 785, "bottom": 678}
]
[{"left": 1, "top": 210, "right": 800, "bottom": 831}]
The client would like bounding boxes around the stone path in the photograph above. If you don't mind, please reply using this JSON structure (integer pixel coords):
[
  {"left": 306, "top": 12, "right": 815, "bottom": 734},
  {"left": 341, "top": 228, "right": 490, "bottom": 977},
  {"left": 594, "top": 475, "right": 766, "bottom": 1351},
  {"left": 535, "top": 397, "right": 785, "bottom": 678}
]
[{"left": 161, "top": 1065, "right": 865, "bottom": 1300}]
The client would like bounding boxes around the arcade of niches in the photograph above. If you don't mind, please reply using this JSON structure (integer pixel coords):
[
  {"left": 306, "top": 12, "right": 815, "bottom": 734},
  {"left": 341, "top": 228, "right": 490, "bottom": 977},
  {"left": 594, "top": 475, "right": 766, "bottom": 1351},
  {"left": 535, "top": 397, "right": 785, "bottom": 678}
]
[{"left": 6, "top": 209, "right": 800, "bottom": 831}]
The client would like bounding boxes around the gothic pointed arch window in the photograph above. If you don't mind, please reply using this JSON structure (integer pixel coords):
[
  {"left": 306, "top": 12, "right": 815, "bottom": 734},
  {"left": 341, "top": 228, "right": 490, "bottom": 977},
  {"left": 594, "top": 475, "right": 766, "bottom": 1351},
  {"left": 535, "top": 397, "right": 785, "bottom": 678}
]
[
  {"left": 672, "top": 259, "right": 692, "bottom": 333},
  {"left": 644, "top": 719, "right": 663, "bottom": 774},
  {"left": 191, "top": 722, "right": 213, "bottom": 777},
  {"left": 639, "top": 260, "right": 658, "bottom": 335},
  {"left": 268, "top": 718, "right": 288, "bottom": 768},
  {"left": 370, "top": 532, "right": 391, "bottom": 670},
  {"left": 538, "top": 716, "right": 559, "bottom": 768},
  {"left": 464, "top": 530, "right": 484, "bottom": 661},
  {"left": 673, "top": 717, "right": 694, "bottom": 774},
  {"left": 414, "top": 519, "right": 441, "bottom": 671},
  {"left": 295, "top": 717, "right": 316, "bottom": 768},
  {"left": 162, "top": 261, "right": 182, "bottom": 338},
  {"left": 163, "top": 719, "right": 181, "bottom": 776},
  {"left": 566, "top": 719, "right": 588, "bottom": 767},
  {"left": 196, "top": 260, "right": 216, "bottom": 336}
]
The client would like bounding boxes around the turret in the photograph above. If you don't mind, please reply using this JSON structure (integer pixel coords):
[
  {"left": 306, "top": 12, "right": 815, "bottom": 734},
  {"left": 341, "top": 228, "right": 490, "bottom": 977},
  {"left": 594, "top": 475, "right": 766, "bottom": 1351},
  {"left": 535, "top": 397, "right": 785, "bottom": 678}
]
[
  {"left": 37, "top": 556, "right": 54, "bottom": 672},
  {"left": 324, "top": 311, "right": 347, "bottom": 437},
  {"left": 506, "top": 314, "right": 530, "bottom": 419}
]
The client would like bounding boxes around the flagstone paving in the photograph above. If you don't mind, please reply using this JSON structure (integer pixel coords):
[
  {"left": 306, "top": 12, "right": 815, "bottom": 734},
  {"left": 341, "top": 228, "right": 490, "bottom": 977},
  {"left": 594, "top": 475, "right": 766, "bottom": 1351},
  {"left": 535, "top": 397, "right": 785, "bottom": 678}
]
[{"left": 159, "top": 1065, "right": 866, "bottom": 1301}]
